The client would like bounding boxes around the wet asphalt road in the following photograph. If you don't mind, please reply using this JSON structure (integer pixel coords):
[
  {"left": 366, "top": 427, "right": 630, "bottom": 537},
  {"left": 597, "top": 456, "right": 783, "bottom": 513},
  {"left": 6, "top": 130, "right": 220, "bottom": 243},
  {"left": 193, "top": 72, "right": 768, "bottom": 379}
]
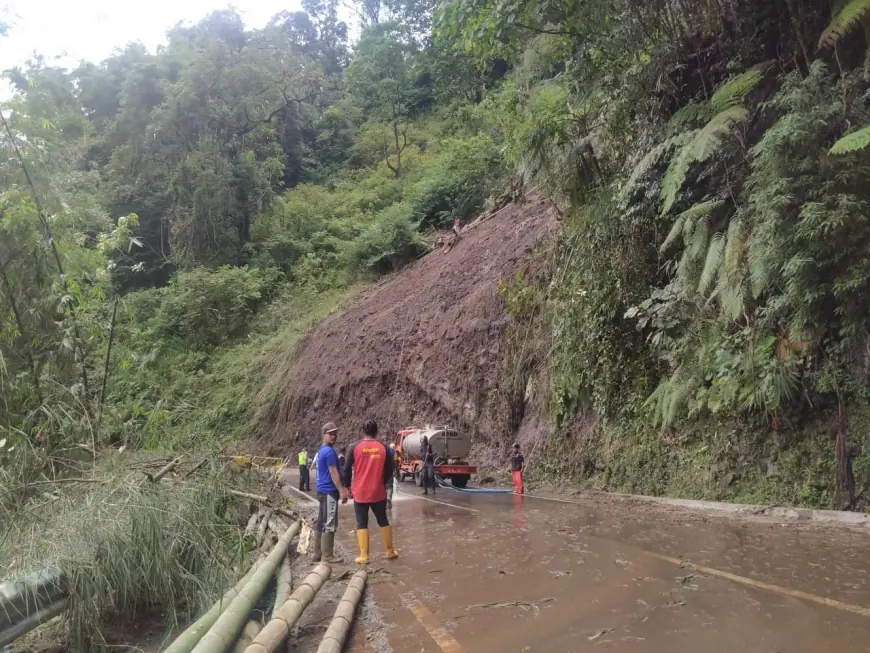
[{"left": 287, "top": 476, "right": 870, "bottom": 652}]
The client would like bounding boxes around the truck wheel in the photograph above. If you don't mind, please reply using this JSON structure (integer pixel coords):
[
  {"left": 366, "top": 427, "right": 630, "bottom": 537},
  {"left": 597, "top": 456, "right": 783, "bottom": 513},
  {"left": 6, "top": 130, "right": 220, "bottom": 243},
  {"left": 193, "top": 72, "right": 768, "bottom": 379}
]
[
  {"left": 414, "top": 470, "right": 423, "bottom": 487},
  {"left": 452, "top": 475, "right": 470, "bottom": 489}
]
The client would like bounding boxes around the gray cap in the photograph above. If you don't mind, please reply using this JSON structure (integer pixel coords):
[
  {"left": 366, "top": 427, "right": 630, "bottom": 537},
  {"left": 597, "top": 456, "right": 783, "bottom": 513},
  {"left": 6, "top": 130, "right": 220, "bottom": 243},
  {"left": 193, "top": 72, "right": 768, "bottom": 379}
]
[{"left": 322, "top": 422, "right": 338, "bottom": 434}]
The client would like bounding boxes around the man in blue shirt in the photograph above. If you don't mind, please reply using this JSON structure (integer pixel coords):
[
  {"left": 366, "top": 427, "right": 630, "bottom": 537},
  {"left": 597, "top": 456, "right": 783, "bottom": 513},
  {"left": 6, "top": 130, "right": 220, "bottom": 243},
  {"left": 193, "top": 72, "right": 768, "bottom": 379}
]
[{"left": 312, "top": 421, "right": 349, "bottom": 563}]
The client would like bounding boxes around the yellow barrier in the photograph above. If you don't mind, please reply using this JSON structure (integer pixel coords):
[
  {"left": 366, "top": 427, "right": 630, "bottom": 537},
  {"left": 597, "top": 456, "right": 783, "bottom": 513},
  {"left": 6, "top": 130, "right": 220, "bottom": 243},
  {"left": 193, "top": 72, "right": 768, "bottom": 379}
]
[{"left": 225, "top": 455, "right": 288, "bottom": 487}]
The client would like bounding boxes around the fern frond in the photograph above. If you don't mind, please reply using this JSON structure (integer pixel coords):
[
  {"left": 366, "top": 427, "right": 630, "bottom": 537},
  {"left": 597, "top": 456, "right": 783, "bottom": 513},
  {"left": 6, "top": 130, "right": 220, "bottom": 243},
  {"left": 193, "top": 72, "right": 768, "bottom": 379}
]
[
  {"left": 622, "top": 133, "right": 692, "bottom": 199},
  {"left": 698, "top": 232, "right": 724, "bottom": 295},
  {"left": 688, "top": 215, "right": 710, "bottom": 261},
  {"left": 668, "top": 103, "right": 711, "bottom": 130},
  {"left": 829, "top": 125, "right": 870, "bottom": 154},
  {"left": 692, "top": 106, "right": 748, "bottom": 161},
  {"left": 659, "top": 135, "right": 696, "bottom": 215},
  {"left": 818, "top": 0, "right": 870, "bottom": 50},
  {"left": 661, "top": 215, "right": 686, "bottom": 252},
  {"left": 710, "top": 67, "right": 766, "bottom": 111},
  {"left": 660, "top": 107, "right": 747, "bottom": 215}
]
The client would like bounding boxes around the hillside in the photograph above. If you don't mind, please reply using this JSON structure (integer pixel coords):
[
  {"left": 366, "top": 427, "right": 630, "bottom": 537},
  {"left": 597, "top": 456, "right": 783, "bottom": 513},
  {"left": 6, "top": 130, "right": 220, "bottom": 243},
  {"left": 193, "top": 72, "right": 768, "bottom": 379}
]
[{"left": 257, "top": 195, "right": 559, "bottom": 456}]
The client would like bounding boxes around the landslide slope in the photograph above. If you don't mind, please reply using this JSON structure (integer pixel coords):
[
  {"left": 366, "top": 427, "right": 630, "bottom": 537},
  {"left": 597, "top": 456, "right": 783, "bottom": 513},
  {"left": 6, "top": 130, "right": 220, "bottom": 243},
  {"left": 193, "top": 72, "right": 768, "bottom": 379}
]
[{"left": 256, "top": 196, "right": 559, "bottom": 454}]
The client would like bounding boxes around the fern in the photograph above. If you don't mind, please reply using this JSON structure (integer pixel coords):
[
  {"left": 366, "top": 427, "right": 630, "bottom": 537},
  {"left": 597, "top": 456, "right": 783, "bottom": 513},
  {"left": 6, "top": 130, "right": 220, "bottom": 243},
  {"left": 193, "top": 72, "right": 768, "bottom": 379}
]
[
  {"left": 710, "top": 67, "right": 767, "bottom": 111},
  {"left": 667, "top": 103, "right": 711, "bottom": 131},
  {"left": 829, "top": 125, "right": 870, "bottom": 154},
  {"left": 688, "top": 214, "right": 710, "bottom": 261},
  {"left": 621, "top": 133, "right": 692, "bottom": 199},
  {"left": 661, "top": 215, "right": 686, "bottom": 252},
  {"left": 698, "top": 232, "right": 724, "bottom": 294},
  {"left": 818, "top": 0, "right": 870, "bottom": 50},
  {"left": 660, "top": 106, "right": 747, "bottom": 214}
]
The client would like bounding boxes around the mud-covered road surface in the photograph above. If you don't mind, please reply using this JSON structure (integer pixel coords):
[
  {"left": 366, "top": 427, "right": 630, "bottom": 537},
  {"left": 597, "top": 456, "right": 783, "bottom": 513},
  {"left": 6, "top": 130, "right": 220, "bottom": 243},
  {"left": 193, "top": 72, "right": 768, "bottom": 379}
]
[{"left": 284, "top": 476, "right": 870, "bottom": 652}]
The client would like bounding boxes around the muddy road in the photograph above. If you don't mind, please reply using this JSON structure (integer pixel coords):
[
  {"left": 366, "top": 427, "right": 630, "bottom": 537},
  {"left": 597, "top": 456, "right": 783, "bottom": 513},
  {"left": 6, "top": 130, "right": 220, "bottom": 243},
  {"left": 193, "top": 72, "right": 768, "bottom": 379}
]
[{"left": 284, "top": 476, "right": 870, "bottom": 652}]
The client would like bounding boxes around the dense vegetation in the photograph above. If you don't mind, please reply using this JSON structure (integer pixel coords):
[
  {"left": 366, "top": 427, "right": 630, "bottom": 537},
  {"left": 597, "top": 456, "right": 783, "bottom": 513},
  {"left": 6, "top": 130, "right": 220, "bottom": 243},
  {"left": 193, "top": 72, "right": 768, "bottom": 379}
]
[{"left": 4, "top": 0, "right": 870, "bottom": 518}]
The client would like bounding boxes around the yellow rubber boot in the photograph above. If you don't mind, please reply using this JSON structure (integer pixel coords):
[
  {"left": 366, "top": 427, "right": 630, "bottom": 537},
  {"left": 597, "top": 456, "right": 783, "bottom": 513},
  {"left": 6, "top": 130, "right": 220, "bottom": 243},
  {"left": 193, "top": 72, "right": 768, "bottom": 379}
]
[
  {"left": 355, "top": 528, "right": 370, "bottom": 565},
  {"left": 380, "top": 525, "right": 399, "bottom": 560}
]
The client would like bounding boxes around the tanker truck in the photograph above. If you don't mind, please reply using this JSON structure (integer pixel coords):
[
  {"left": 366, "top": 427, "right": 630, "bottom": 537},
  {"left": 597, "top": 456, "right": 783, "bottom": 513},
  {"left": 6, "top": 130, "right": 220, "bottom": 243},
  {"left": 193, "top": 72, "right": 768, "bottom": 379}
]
[{"left": 395, "top": 425, "right": 476, "bottom": 488}]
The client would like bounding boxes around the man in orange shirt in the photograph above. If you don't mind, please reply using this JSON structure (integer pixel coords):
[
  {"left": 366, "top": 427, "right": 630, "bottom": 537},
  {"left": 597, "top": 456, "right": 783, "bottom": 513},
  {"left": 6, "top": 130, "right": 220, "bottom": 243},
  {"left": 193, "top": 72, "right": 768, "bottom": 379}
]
[{"left": 343, "top": 420, "right": 399, "bottom": 564}]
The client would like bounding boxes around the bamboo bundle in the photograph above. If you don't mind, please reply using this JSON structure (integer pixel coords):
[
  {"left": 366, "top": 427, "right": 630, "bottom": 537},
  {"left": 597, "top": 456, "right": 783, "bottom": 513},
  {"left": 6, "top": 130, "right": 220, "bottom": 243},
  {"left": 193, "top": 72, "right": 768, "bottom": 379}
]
[
  {"left": 163, "top": 555, "right": 266, "bottom": 653},
  {"left": 316, "top": 570, "right": 368, "bottom": 653},
  {"left": 255, "top": 510, "right": 272, "bottom": 549},
  {"left": 190, "top": 521, "right": 301, "bottom": 653},
  {"left": 243, "top": 564, "right": 332, "bottom": 653}
]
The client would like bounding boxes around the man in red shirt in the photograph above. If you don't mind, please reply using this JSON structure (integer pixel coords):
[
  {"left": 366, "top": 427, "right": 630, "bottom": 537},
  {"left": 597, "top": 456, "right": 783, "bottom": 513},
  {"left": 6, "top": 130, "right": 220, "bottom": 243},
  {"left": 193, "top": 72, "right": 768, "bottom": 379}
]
[{"left": 343, "top": 420, "right": 399, "bottom": 564}]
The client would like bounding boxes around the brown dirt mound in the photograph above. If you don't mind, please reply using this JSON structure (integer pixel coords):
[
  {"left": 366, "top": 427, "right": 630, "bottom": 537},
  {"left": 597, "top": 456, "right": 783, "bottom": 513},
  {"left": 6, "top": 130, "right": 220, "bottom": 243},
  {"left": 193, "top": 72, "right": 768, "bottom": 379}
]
[{"left": 257, "top": 196, "right": 560, "bottom": 454}]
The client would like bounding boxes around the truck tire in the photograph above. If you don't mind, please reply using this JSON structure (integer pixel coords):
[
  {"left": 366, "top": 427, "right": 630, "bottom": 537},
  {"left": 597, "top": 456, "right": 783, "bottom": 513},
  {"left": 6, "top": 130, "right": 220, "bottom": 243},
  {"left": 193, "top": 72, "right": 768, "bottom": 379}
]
[
  {"left": 414, "top": 470, "right": 423, "bottom": 487},
  {"left": 451, "top": 474, "right": 470, "bottom": 489}
]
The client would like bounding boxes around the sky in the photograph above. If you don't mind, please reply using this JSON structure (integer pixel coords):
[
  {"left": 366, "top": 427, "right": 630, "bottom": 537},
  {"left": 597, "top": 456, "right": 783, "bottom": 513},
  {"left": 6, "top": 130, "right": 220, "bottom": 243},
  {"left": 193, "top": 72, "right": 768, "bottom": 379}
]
[{"left": 0, "top": 0, "right": 307, "bottom": 72}]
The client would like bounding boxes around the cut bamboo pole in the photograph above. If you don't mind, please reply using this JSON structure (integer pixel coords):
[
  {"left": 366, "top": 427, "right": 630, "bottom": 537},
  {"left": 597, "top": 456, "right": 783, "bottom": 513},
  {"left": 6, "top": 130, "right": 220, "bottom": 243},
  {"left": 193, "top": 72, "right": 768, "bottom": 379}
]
[
  {"left": 231, "top": 620, "right": 261, "bottom": 653},
  {"left": 163, "top": 556, "right": 266, "bottom": 653},
  {"left": 146, "top": 457, "right": 182, "bottom": 482},
  {"left": 243, "top": 564, "right": 332, "bottom": 653},
  {"left": 272, "top": 555, "right": 292, "bottom": 615},
  {"left": 255, "top": 510, "right": 272, "bottom": 549},
  {"left": 0, "top": 567, "right": 66, "bottom": 631},
  {"left": 316, "top": 570, "right": 368, "bottom": 653},
  {"left": 229, "top": 489, "right": 269, "bottom": 504},
  {"left": 190, "top": 521, "right": 301, "bottom": 653},
  {"left": 0, "top": 597, "right": 68, "bottom": 647}
]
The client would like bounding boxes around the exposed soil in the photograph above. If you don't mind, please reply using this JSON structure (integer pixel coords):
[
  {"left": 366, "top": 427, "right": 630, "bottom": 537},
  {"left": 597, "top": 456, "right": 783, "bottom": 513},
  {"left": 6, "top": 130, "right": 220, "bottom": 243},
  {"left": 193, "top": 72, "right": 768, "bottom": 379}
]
[{"left": 257, "top": 195, "right": 560, "bottom": 455}]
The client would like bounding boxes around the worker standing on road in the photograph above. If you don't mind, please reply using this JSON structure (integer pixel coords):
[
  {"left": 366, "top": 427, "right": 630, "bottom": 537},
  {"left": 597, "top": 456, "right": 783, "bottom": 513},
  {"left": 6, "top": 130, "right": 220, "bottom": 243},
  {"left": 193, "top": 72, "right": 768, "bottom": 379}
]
[
  {"left": 297, "top": 444, "right": 310, "bottom": 491},
  {"left": 387, "top": 442, "right": 399, "bottom": 509},
  {"left": 343, "top": 420, "right": 399, "bottom": 564},
  {"left": 312, "top": 422, "right": 348, "bottom": 564},
  {"left": 422, "top": 441, "right": 437, "bottom": 495},
  {"left": 510, "top": 443, "right": 525, "bottom": 494}
]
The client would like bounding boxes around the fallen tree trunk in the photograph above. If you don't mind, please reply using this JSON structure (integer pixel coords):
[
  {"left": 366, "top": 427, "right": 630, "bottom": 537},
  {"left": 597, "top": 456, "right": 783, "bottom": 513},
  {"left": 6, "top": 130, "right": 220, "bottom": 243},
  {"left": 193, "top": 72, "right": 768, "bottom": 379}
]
[
  {"left": 243, "top": 564, "right": 332, "bottom": 653},
  {"left": 190, "top": 521, "right": 301, "bottom": 653},
  {"left": 316, "top": 570, "right": 368, "bottom": 653}
]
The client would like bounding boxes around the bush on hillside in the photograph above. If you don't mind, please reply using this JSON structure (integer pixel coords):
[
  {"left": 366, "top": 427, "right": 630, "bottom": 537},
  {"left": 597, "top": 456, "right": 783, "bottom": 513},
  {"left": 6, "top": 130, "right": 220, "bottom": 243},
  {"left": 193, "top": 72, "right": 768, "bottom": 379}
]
[
  {"left": 409, "top": 135, "right": 504, "bottom": 227},
  {"left": 128, "top": 265, "right": 284, "bottom": 349},
  {"left": 346, "top": 203, "right": 429, "bottom": 273}
]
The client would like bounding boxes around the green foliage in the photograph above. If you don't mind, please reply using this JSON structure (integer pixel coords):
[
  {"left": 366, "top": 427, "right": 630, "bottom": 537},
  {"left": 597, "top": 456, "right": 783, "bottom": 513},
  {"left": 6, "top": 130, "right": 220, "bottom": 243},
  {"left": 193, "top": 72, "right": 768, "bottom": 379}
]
[
  {"left": 829, "top": 125, "right": 870, "bottom": 154},
  {"left": 129, "top": 266, "right": 284, "bottom": 350},
  {"left": 818, "top": 0, "right": 870, "bottom": 50}
]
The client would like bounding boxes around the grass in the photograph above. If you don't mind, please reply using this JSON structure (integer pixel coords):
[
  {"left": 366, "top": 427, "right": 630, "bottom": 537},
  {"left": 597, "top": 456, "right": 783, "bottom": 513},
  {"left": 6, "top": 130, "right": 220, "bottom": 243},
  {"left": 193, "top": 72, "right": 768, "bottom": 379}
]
[{"left": 0, "top": 452, "right": 250, "bottom": 652}]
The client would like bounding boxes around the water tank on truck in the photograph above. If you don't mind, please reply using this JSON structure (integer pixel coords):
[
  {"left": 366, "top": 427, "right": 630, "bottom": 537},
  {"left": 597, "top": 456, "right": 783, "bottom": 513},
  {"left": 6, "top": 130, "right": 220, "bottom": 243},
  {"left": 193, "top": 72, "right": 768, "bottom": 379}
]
[{"left": 396, "top": 426, "right": 476, "bottom": 488}]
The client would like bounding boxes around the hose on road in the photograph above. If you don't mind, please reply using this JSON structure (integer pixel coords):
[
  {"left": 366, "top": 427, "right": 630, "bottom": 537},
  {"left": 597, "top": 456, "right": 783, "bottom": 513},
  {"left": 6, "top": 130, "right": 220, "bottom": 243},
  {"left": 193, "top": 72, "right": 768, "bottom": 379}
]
[{"left": 435, "top": 478, "right": 513, "bottom": 494}]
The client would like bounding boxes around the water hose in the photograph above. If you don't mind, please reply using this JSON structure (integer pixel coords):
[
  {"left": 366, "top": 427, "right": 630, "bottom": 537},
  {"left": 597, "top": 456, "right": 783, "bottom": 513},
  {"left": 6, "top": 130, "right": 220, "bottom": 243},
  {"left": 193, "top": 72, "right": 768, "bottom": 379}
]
[{"left": 435, "top": 478, "right": 513, "bottom": 494}]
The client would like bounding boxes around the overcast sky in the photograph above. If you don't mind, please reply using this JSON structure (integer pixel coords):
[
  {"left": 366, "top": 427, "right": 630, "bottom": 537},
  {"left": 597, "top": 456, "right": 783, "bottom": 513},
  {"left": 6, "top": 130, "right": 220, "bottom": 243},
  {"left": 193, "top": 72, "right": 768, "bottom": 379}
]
[{"left": 0, "top": 0, "right": 309, "bottom": 72}]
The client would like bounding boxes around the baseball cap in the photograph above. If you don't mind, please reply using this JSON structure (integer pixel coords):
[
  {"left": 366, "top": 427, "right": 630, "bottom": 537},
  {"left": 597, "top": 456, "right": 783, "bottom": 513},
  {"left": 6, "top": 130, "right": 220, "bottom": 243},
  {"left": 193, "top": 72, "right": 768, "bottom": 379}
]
[{"left": 322, "top": 422, "right": 338, "bottom": 434}]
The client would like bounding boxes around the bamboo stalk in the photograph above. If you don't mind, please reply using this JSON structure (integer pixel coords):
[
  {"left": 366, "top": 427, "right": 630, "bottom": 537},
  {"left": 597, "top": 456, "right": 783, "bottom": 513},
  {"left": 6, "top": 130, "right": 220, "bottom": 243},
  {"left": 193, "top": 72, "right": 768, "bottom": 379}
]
[
  {"left": 255, "top": 510, "right": 272, "bottom": 549},
  {"left": 190, "top": 521, "right": 301, "bottom": 653},
  {"left": 244, "top": 511, "right": 262, "bottom": 540},
  {"left": 0, "top": 566, "right": 67, "bottom": 631},
  {"left": 146, "top": 457, "right": 182, "bottom": 482},
  {"left": 316, "top": 570, "right": 368, "bottom": 653},
  {"left": 163, "top": 557, "right": 265, "bottom": 653},
  {"left": 0, "top": 597, "right": 68, "bottom": 647},
  {"left": 243, "top": 564, "right": 331, "bottom": 653},
  {"left": 231, "top": 620, "right": 261, "bottom": 653},
  {"left": 229, "top": 489, "right": 269, "bottom": 504},
  {"left": 272, "top": 555, "right": 292, "bottom": 615}
]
